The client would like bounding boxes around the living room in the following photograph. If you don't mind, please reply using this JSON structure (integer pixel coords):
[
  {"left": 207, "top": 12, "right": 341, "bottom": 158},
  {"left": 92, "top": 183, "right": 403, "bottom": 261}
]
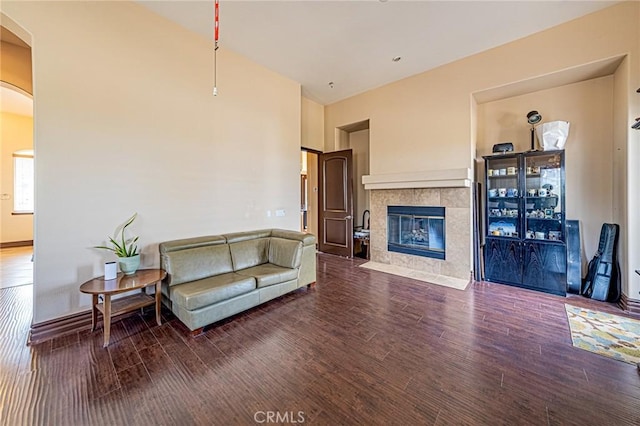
[{"left": 1, "top": 1, "right": 639, "bottom": 424}]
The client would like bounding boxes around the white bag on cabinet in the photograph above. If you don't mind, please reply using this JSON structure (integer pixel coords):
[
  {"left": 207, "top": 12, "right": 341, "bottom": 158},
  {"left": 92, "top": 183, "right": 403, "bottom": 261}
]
[{"left": 536, "top": 121, "right": 570, "bottom": 150}]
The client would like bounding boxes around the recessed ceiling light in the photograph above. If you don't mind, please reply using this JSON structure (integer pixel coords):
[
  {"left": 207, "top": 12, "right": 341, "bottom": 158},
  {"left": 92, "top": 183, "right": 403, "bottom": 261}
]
[{"left": 392, "top": 56, "right": 402, "bottom": 62}]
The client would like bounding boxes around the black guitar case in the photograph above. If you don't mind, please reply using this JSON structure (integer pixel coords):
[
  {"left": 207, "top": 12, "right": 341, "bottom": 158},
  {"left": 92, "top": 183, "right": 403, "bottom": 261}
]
[{"left": 581, "top": 223, "right": 621, "bottom": 302}]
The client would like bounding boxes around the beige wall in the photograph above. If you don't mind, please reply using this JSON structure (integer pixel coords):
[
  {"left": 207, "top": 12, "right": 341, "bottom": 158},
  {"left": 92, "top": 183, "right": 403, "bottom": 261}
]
[
  {"left": 301, "top": 96, "right": 324, "bottom": 152},
  {"left": 326, "top": 3, "right": 638, "bottom": 174},
  {"left": 334, "top": 127, "right": 370, "bottom": 230},
  {"left": 300, "top": 98, "right": 323, "bottom": 240},
  {"left": 0, "top": 111, "right": 33, "bottom": 243},
  {"left": 305, "top": 151, "right": 318, "bottom": 238},
  {"left": 350, "top": 129, "right": 370, "bottom": 229},
  {"left": 2, "top": 1, "right": 302, "bottom": 323},
  {"left": 325, "top": 2, "right": 639, "bottom": 300},
  {"left": 620, "top": 54, "right": 640, "bottom": 304},
  {"left": 477, "top": 77, "right": 614, "bottom": 269}
]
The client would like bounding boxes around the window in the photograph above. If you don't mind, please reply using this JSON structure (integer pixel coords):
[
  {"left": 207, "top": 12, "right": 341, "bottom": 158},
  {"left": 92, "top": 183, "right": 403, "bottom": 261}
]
[{"left": 13, "top": 149, "right": 34, "bottom": 214}]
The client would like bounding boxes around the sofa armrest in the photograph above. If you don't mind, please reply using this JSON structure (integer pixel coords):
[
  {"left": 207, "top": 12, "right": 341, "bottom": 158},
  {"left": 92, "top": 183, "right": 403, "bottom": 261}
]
[{"left": 298, "top": 244, "right": 316, "bottom": 287}]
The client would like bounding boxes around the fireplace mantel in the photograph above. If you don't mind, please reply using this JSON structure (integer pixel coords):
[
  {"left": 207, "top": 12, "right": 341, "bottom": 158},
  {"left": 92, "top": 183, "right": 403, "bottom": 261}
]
[{"left": 362, "top": 168, "right": 471, "bottom": 190}]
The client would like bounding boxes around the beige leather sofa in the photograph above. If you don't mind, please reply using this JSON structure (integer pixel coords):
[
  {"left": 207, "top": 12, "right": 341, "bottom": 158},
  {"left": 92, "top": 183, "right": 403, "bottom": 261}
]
[{"left": 159, "top": 229, "right": 316, "bottom": 333}]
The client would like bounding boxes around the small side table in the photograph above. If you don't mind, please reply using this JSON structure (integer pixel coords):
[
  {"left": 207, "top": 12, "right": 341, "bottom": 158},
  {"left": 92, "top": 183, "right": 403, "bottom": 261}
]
[
  {"left": 353, "top": 235, "right": 370, "bottom": 260},
  {"left": 80, "top": 269, "right": 167, "bottom": 347}
]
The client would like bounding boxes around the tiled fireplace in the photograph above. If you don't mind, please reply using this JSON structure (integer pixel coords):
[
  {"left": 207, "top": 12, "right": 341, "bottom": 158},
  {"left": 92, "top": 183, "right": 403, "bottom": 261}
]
[{"left": 364, "top": 170, "right": 472, "bottom": 281}]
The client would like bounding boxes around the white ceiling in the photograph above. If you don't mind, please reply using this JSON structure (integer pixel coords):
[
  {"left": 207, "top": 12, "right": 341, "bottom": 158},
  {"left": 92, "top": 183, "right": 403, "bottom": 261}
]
[{"left": 137, "top": 1, "right": 617, "bottom": 105}]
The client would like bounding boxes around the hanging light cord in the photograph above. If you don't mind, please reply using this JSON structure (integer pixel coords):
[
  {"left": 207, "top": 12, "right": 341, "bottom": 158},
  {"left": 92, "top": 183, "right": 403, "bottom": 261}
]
[{"left": 213, "top": 0, "right": 219, "bottom": 96}]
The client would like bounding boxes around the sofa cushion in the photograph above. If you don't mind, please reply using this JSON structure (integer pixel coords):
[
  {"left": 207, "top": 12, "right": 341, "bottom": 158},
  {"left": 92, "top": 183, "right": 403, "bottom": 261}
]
[
  {"left": 170, "top": 272, "right": 256, "bottom": 311},
  {"left": 268, "top": 238, "right": 303, "bottom": 269},
  {"left": 164, "top": 244, "right": 233, "bottom": 286},
  {"left": 237, "top": 264, "right": 299, "bottom": 288},
  {"left": 229, "top": 238, "right": 269, "bottom": 271}
]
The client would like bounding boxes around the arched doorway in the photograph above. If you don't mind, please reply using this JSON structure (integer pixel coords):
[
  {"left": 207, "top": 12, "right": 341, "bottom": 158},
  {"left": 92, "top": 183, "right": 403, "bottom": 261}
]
[{"left": 0, "top": 21, "right": 34, "bottom": 290}]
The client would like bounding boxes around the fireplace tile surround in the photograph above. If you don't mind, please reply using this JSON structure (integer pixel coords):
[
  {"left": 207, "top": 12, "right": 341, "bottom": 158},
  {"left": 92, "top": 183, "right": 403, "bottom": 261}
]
[{"left": 369, "top": 187, "right": 472, "bottom": 281}]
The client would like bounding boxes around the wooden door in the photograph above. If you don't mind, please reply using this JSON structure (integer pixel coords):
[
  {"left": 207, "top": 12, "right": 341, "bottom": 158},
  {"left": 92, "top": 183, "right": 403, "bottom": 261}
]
[{"left": 318, "top": 149, "right": 353, "bottom": 257}]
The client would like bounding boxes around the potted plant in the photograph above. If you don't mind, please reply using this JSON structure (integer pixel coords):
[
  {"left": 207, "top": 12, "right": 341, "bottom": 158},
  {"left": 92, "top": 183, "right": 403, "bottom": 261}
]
[{"left": 94, "top": 213, "right": 140, "bottom": 275}]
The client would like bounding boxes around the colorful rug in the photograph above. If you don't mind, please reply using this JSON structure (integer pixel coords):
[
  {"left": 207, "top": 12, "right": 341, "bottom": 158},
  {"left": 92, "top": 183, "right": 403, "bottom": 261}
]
[{"left": 565, "top": 304, "right": 640, "bottom": 365}]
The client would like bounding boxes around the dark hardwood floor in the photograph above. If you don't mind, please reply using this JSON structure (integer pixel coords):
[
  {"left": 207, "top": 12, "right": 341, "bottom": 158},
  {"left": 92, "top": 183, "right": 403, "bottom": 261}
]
[{"left": 1, "top": 253, "right": 638, "bottom": 425}]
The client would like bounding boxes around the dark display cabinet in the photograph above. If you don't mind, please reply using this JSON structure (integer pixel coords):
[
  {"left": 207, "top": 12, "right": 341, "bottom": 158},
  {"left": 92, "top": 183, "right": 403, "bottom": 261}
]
[{"left": 483, "top": 150, "right": 566, "bottom": 295}]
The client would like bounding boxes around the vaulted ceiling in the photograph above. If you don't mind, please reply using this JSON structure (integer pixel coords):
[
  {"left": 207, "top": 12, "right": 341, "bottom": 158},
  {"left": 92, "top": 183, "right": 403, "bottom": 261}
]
[{"left": 137, "top": 1, "right": 618, "bottom": 105}]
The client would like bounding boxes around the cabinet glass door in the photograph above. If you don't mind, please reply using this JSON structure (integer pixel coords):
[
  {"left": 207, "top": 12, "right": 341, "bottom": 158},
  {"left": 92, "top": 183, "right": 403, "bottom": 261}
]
[
  {"left": 486, "top": 156, "right": 520, "bottom": 238},
  {"left": 524, "top": 153, "right": 563, "bottom": 242}
]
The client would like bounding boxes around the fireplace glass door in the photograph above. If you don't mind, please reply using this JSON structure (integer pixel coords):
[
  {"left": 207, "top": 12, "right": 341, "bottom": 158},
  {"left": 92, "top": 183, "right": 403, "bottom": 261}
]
[{"left": 387, "top": 206, "right": 445, "bottom": 260}]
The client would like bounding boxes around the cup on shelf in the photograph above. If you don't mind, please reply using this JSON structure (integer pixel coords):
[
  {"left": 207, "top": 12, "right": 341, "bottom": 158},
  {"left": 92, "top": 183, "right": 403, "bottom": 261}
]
[
  {"left": 488, "top": 169, "right": 494, "bottom": 176},
  {"left": 507, "top": 166, "right": 517, "bottom": 175},
  {"left": 527, "top": 188, "right": 537, "bottom": 197},
  {"left": 535, "top": 232, "right": 546, "bottom": 240},
  {"left": 498, "top": 188, "right": 507, "bottom": 197},
  {"left": 526, "top": 230, "right": 535, "bottom": 239},
  {"left": 488, "top": 188, "right": 498, "bottom": 197},
  {"left": 548, "top": 231, "right": 562, "bottom": 240},
  {"left": 532, "top": 166, "right": 540, "bottom": 174},
  {"left": 526, "top": 166, "right": 533, "bottom": 174},
  {"left": 499, "top": 168, "right": 507, "bottom": 176},
  {"left": 538, "top": 188, "right": 548, "bottom": 197},
  {"left": 507, "top": 188, "right": 518, "bottom": 197}
]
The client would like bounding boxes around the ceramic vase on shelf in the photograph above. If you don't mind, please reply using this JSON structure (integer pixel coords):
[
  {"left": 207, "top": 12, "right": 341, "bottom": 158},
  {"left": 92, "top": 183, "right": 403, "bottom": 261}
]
[{"left": 118, "top": 254, "right": 140, "bottom": 275}]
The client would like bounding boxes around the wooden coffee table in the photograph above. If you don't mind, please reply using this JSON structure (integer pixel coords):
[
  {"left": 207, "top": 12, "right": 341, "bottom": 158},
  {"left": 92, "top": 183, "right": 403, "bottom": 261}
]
[{"left": 79, "top": 269, "right": 167, "bottom": 347}]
